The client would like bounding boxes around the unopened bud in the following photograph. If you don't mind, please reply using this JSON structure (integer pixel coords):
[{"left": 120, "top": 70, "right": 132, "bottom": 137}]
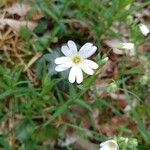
[
  {"left": 107, "top": 82, "right": 118, "bottom": 93},
  {"left": 140, "top": 75, "right": 149, "bottom": 85},
  {"left": 102, "top": 57, "right": 109, "bottom": 63},
  {"left": 127, "top": 15, "right": 134, "bottom": 25}
]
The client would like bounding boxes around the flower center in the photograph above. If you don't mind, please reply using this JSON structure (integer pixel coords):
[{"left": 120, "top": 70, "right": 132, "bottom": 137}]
[
  {"left": 72, "top": 55, "right": 82, "bottom": 64},
  {"left": 108, "top": 142, "right": 116, "bottom": 148}
]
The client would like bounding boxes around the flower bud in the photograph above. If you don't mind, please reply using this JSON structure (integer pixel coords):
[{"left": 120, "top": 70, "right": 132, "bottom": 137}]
[
  {"left": 127, "top": 15, "right": 134, "bottom": 25},
  {"left": 140, "top": 75, "right": 149, "bottom": 85},
  {"left": 139, "top": 23, "right": 150, "bottom": 36},
  {"left": 107, "top": 82, "right": 118, "bottom": 93}
]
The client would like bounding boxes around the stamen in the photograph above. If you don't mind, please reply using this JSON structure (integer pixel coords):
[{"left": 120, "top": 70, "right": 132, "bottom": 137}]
[{"left": 72, "top": 55, "right": 81, "bottom": 64}]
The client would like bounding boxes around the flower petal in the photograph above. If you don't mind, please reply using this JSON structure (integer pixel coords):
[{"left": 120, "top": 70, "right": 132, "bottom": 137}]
[
  {"left": 125, "top": 48, "right": 136, "bottom": 56},
  {"left": 100, "top": 140, "right": 118, "bottom": 150},
  {"left": 139, "top": 23, "right": 149, "bottom": 36},
  {"left": 84, "top": 59, "right": 98, "bottom": 69},
  {"left": 100, "top": 140, "right": 112, "bottom": 147},
  {"left": 80, "top": 63, "right": 94, "bottom": 75},
  {"left": 100, "top": 145, "right": 117, "bottom": 150},
  {"left": 75, "top": 67, "right": 83, "bottom": 84},
  {"left": 61, "top": 45, "right": 73, "bottom": 56},
  {"left": 55, "top": 57, "right": 70, "bottom": 64},
  {"left": 122, "top": 43, "right": 134, "bottom": 50},
  {"left": 55, "top": 63, "right": 72, "bottom": 72},
  {"left": 67, "top": 40, "right": 78, "bottom": 54},
  {"left": 79, "top": 43, "right": 97, "bottom": 58},
  {"left": 100, "top": 140, "right": 117, "bottom": 147},
  {"left": 68, "top": 66, "right": 76, "bottom": 83},
  {"left": 55, "top": 65, "right": 68, "bottom": 72},
  {"left": 100, "top": 145, "right": 110, "bottom": 150},
  {"left": 79, "top": 43, "right": 93, "bottom": 53}
]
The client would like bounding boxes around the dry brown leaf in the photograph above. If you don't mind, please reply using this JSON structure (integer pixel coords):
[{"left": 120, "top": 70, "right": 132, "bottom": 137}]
[
  {"left": 109, "top": 93, "right": 126, "bottom": 100},
  {"left": 0, "top": 24, "right": 5, "bottom": 30},
  {"left": 0, "top": 0, "right": 17, "bottom": 7},
  {"left": 4, "top": 2, "right": 31, "bottom": 16},
  {"left": 59, "top": 135, "right": 98, "bottom": 150},
  {"left": 74, "top": 137, "right": 98, "bottom": 150},
  {"left": 0, "top": 18, "right": 37, "bottom": 32},
  {"left": 105, "top": 39, "right": 124, "bottom": 55},
  {"left": 24, "top": 52, "right": 43, "bottom": 72},
  {"left": 100, "top": 60, "right": 118, "bottom": 78}
]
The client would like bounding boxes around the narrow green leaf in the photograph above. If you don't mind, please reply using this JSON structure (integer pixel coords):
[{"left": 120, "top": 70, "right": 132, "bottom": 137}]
[
  {"left": 75, "top": 99, "right": 92, "bottom": 112},
  {"left": 31, "top": 125, "right": 58, "bottom": 142}
]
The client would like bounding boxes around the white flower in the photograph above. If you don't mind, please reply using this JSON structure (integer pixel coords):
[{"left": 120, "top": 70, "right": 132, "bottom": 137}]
[
  {"left": 59, "top": 135, "right": 76, "bottom": 147},
  {"left": 121, "top": 43, "right": 134, "bottom": 50},
  {"left": 121, "top": 42, "right": 135, "bottom": 56},
  {"left": 100, "top": 140, "right": 119, "bottom": 150},
  {"left": 139, "top": 24, "right": 150, "bottom": 36},
  {"left": 54, "top": 40, "right": 98, "bottom": 84}
]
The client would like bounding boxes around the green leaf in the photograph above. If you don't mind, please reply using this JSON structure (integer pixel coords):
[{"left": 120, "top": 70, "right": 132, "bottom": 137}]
[
  {"left": 13, "top": 65, "right": 24, "bottom": 84},
  {"left": 118, "top": 0, "right": 134, "bottom": 10},
  {"left": 36, "top": 51, "right": 60, "bottom": 78},
  {"left": 16, "top": 120, "right": 35, "bottom": 142},
  {"left": 75, "top": 99, "right": 92, "bottom": 112},
  {"left": 34, "top": 21, "right": 48, "bottom": 34},
  {"left": 0, "top": 136, "right": 12, "bottom": 150},
  {"left": 83, "top": 74, "right": 97, "bottom": 88},
  {"left": 123, "top": 82, "right": 150, "bottom": 143},
  {"left": 0, "top": 90, "right": 13, "bottom": 100},
  {"left": 125, "top": 69, "right": 143, "bottom": 75},
  {"left": 44, "top": 99, "right": 73, "bottom": 125},
  {"left": 19, "top": 26, "right": 32, "bottom": 40},
  {"left": 33, "top": 33, "right": 50, "bottom": 51},
  {"left": 31, "top": 125, "right": 58, "bottom": 142},
  {"left": 41, "top": 75, "right": 58, "bottom": 96}
]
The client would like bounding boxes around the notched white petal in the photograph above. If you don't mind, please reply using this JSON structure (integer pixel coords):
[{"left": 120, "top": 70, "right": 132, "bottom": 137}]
[
  {"left": 84, "top": 59, "right": 98, "bottom": 69},
  {"left": 79, "top": 43, "right": 93, "bottom": 53},
  {"left": 61, "top": 45, "right": 73, "bottom": 56},
  {"left": 55, "top": 57, "right": 70, "bottom": 64},
  {"left": 67, "top": 40, "right": 78, "bottom": 54},
  {"left": 55, "top": 63, "right": 72, "bottom": 72},
  {"left": 68, "top": 66, "right": 76, "bottom": 83},
  {"left": 81, "top": 64, "right": 94, "bottom": 75},
  {"left": 55, "top": 65, "right": 68, "bottom": 72},
  {"left": 76, "top": 67, "right": 83, "bottom": 84},
  {"left": 79, "top": 44, "right": 97, "bottom": 58}
]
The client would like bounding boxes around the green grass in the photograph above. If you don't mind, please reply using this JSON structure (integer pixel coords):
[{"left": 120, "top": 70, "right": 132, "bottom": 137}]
[{"left": 0, "top": 0, "right": 150, "bottom": 149}]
